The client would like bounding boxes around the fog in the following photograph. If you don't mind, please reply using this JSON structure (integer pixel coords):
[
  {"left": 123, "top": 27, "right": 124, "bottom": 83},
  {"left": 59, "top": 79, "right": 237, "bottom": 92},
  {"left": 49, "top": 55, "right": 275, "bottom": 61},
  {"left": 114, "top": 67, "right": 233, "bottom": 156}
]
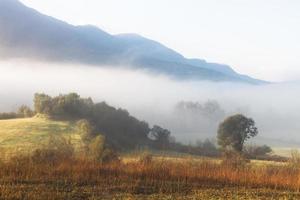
[{"left": 1, "top": 60, "right": 300, "bottom": 147}]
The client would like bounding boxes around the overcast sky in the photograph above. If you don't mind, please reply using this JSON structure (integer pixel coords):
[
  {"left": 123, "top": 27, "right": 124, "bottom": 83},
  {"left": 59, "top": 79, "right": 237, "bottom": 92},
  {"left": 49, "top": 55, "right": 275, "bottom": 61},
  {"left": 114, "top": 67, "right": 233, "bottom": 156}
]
[{"left": 19, "top": 0, "right": 300, "bottom": 82}]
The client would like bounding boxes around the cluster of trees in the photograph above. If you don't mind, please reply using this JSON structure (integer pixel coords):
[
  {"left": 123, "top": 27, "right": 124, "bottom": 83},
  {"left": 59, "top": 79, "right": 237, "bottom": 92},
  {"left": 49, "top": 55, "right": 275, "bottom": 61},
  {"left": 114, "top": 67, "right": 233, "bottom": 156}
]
[
  {"left": 0, "top": 105, "right": 34, "bottom": 120},
  {"left": 33, "top": 93, "right": 151, "bottom": 150},
  {"left": 0, "top": 112, "right": 18, "bottom": 120},
  {"left": 0, "top": 93, "right": 180, "bottom": 152},
  {"left": 168, "top": 139, "right": 219, "bottom": 157},
  {"left": 1, "top": 92, "right": 273, "bottom": 160},
  {"left": 33, "top": 93, "right": 228, "bottom": 155},
  {"left": 34, "top": 93, "right": 93, "bottom": 118},
  {"left": 172, "top": 100, "right": 226, "bottom": 137},
  {"left": 175, "top": 100, "right": 225, "bottom": 121}
]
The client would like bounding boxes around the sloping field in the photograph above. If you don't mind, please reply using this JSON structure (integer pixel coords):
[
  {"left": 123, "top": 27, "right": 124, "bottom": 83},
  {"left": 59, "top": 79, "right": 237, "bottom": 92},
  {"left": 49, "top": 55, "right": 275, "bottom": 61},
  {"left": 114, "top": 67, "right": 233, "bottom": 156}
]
[{"left": 0, "top": 116, "right": 83, "bottom": 158}]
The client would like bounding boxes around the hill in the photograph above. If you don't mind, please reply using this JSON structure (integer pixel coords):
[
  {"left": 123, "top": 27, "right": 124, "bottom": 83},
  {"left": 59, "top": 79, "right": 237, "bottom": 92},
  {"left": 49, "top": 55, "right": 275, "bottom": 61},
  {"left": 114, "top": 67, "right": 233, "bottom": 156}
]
[
  {"left": 0, "top": 116, "right": 83, "bottom": 158},
  {"left": 0, "top": 0, "right": 265, "bottom": 84},
  {"left": 0, "top": 92, "right": 154, "bottom": 154}
]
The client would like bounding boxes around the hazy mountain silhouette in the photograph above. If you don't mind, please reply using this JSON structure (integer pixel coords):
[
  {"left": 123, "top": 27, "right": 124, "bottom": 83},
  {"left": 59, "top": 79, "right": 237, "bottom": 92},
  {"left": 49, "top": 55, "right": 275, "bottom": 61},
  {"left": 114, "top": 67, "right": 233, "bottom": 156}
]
[{"left": 0, "top": 0, "right": 265, "bottom": 84}]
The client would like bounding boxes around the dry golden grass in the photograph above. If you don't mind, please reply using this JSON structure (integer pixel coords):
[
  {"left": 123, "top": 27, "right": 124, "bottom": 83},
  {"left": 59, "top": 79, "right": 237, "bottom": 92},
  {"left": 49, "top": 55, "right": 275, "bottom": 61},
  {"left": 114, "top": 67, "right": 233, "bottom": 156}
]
[
  {"left": 0, "top": 154, "right": 299, "bottom": 199},
  {"left": 0, "top": 117, "right": 299, "bottom": 199}
]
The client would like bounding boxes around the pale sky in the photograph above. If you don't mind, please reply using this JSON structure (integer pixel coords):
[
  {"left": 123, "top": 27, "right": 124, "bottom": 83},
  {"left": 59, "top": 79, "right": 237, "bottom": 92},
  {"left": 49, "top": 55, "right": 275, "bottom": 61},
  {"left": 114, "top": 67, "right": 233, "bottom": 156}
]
[{"left": 19, "top": 0, "right": 300, "bottom": 81}]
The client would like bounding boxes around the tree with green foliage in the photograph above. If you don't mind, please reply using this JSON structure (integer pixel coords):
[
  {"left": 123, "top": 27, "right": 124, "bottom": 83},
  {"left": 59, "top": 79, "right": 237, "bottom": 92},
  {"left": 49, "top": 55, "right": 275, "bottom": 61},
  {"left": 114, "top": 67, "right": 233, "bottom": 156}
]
[
  {"left": 33, "top": 93, "right": 151, "bottom": 151},
  {"left": 34, "top": 93, "right": 52, "bottom": 114},
  {"left": 90, "top": 102, "right": 150, "bottom": 150},
  {"left": 217, "top": 114, "right": 258, "bottom": 153},
  {"left": 150, "top": 125, "right": 171, "bottom": 150}
]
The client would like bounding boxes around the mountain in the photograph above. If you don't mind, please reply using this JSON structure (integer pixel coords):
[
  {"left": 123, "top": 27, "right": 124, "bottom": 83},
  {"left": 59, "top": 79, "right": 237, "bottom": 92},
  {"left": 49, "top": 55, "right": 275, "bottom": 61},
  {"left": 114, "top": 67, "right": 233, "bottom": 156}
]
[{"left": 0, "top": 0, "right": 265, "bottom": 84}]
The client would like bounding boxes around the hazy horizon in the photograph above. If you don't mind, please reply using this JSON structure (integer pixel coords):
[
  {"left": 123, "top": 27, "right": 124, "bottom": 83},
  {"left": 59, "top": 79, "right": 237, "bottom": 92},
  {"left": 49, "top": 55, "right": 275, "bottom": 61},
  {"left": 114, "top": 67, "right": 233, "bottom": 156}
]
[
  {"left": 1, "top": 0, "right": 300, "bottom": 147},
  {"left": 1, "top": 60, "right": 300, "bottom": 146}
]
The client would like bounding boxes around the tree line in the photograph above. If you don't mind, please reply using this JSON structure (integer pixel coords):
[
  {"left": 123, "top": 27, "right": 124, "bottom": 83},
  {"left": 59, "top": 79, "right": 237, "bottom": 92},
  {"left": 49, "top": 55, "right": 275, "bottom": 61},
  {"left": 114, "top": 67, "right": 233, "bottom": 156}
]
[{"left": 0, "top": 93, "right": 273, "bottom": 160}]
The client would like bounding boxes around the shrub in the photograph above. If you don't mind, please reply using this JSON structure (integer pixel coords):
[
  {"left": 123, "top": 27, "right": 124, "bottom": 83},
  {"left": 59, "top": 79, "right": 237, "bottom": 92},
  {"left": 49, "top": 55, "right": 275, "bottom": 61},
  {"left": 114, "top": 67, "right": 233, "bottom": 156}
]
[
  {"left": 87, "top": 135, "right": 105, "bottom": 162},
  {"left": 244, "top": 145, "right": 272, "bottom": 159},
  {"left": 0, "top": 112, "right": 18, "bottom": 120},
  {"left": 87, "top": 135, "right": 120, "bottom": 164},
  {"left": 76, "top": 119, "right": 94, "bottom": 143},
  {"left": 31, "top": 135, "right": 74, "bottom": 165}
]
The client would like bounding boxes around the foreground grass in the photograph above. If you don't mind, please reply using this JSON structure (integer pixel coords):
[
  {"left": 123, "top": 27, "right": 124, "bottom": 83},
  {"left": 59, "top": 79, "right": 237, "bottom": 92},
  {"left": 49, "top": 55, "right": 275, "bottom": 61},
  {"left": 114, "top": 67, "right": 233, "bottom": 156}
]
[
  {"left": 1, "top": 185, "right": 299, "bottom": 200},
  {"left": 1, "top": 117, "right": 299, "bottom": 199},
  {"left": 0, "top": 156, "right": 300, "bottom": 200}
]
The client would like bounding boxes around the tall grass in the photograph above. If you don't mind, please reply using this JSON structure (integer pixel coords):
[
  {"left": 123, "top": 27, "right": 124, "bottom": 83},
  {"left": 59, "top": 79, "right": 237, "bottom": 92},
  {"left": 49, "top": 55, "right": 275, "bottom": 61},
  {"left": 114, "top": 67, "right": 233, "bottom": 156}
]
[
  {"left": 1, "top": 138, "right": 300, "bottom": 199},
  {"left": 0, "top": 153, "right": 300, "bottom": 195}
]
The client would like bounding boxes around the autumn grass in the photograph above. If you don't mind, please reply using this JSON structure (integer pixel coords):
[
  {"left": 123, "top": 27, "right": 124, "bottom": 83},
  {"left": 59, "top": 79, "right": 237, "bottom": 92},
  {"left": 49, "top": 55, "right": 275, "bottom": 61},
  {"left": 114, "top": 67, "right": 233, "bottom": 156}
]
[
  {"left": 0, "top": 154, "right": 300, "bottom": 199},
  {"left": 0, "top": 117, "right": 300, "bottom": 199}
]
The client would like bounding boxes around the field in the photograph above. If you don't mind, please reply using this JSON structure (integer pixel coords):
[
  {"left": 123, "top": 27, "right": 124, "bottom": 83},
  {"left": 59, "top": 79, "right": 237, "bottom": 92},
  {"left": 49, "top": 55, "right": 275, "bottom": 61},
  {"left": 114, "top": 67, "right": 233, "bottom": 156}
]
[
  {"left": 0, "top": 155, "right": 300, "bottom": 199},
  {"left": 0, "top": 116, "right": 83, "bottom": 159},
  {"left": 1, "top": 117, "right": 300, "bottom": 199}
]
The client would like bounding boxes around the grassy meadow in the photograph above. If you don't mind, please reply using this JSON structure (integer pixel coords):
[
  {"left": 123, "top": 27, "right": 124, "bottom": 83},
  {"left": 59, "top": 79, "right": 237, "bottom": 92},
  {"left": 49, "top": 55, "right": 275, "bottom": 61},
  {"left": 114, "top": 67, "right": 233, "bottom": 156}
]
[
  {"left": 0, "top": 116, "right": 300, "bottom": 199},
  {"left": 0, "top": 116, "right": 83, "bottom": 159},
  {"left": 0, "top": 153, "right": 300, "bottom": 199}
]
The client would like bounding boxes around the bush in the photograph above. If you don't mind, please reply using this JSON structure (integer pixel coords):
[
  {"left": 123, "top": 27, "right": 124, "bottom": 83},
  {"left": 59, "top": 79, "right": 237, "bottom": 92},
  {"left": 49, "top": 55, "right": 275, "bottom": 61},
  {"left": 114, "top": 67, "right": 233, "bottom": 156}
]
[
  {"left": 87, "top": 135, "right": 120, "bottom": 164},
  {"left": 244, "top": 145, "right": 272, "bottom": 159},
  {"left": 87, "top": 135, "right": 105, "bottom": 162},
  {"left": 169, "top": 139, "right": 220, "bottom": 157},
  {"left": 0, "top": 112, "right": 18, "bottom": 120},
  {"left": 76, "top": 119, "right": 94, "bottom": 143},
  {"left": 31, "top": 135, "right": 74, "bottom": 165}
]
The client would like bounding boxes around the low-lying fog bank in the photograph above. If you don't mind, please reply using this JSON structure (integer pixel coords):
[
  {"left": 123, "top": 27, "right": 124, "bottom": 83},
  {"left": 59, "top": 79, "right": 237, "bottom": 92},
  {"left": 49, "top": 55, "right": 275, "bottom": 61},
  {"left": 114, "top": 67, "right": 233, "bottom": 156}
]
[{"left": 0, "top": 60, "right": 299, "bottom": 146}]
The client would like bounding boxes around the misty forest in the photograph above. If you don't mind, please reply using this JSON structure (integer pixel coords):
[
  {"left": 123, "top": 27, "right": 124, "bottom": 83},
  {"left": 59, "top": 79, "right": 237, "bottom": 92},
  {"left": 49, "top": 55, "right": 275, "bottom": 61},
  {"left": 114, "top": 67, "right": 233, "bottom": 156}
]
[{"left": 1, "top": 0, "right": 300, "bottom": 199}]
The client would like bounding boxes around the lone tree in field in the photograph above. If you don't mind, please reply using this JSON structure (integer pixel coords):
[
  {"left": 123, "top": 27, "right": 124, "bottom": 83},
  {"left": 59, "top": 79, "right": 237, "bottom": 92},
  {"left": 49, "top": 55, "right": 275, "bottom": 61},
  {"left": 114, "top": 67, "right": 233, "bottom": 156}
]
[
  {"left": 217, "top": 114, "right": 258, "bottom": 153},
  {"left": 150, "top": 125, "right": 171, "bottom": 150}
]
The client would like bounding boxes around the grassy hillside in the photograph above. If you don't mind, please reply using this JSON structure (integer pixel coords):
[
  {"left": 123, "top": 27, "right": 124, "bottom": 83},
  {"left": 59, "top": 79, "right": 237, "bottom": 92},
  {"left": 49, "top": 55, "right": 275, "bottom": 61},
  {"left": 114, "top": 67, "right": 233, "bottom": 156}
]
[{"left": 0, "top": 115, "right": 83, "bottom": 159}]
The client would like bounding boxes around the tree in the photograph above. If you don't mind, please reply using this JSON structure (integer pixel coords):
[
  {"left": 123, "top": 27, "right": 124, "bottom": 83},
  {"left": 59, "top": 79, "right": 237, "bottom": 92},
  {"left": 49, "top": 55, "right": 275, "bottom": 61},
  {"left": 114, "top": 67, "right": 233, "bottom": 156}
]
[
  {"left": 76, "top": 119, "right": 93, "bottom": 143},
  {"left": 17, "top": 105, "right": 34, "bottom": 118},
  {"left": 217, "top": 114, "right": 258, "bottom": 153},
  {"left": 32, "top": 93, "right": 152, "bottom": 151},
  {"left": 34, "top": 93, "right": 52, "bottom": 114},
  {"left": 150, "top": 125, "right": 171, "bottom": 149},
  {"left": 88, "top": 135, "right": 105, "bottom": 162}
]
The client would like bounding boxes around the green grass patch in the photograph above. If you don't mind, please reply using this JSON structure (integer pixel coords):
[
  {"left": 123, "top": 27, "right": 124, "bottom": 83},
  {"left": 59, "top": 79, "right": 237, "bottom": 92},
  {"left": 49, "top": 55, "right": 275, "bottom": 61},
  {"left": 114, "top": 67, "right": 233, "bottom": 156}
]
[{"left": 0, "top": 116, "right": 83, "bottom": 157}]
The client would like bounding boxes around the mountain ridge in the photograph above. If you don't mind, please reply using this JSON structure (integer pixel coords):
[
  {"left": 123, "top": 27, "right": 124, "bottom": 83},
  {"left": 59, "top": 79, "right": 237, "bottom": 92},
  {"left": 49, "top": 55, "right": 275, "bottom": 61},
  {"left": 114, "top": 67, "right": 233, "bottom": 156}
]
[{"left": 0, "top": 0, "right": 266, "bottom": 84}]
